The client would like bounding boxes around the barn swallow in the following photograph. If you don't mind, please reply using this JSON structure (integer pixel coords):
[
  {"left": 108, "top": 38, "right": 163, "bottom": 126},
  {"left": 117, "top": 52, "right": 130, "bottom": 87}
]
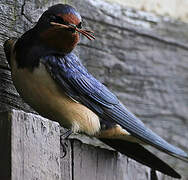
[{"left": 3, "top": 4, "right": 188, "bottom": 179}]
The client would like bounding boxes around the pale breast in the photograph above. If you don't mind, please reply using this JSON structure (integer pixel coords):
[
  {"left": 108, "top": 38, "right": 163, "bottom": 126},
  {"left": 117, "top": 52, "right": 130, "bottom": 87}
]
[{"left": 11, "top": 55, "right": 100, "bottom": 135}]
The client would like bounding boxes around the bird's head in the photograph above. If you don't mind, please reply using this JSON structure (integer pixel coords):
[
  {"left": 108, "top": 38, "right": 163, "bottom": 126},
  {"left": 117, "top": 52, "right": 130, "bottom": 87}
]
[{"left": 36, "top": 4, "right": 95, "bottom": 54}]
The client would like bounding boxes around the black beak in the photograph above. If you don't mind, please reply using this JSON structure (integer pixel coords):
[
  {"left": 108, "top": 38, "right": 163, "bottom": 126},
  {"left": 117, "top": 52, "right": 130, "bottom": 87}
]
[{"left": 67, "top": 24, "right": 77, "bottom": 33}]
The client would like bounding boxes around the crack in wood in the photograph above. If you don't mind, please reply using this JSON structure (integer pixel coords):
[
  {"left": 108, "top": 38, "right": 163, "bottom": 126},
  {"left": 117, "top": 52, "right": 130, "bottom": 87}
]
[{"left": 21, "top": 0, "right": 33, "bottom": 23}]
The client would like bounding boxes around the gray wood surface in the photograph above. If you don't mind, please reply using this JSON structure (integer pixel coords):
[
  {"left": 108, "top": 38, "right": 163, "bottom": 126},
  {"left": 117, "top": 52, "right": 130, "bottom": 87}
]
[
  {"left": 0, "top": 110, "right": 61, "bottom": 180},
  {"left": 0, "top": 0, "right": 188, "bottom": 179},
  {"left": 0, "top": 110, "right": 153, "bottom": 180},
  {"left": 0, "top": 110, "right": 178, "bottom": 180},
  {"left": 72, "top": 140, "right": 151, "bottom": 180}
]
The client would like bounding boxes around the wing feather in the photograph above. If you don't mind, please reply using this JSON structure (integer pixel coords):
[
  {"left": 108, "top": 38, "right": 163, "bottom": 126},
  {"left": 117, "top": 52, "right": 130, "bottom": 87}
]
[{"left": 42, "top": 53, "right": 188, "bottom": 160}]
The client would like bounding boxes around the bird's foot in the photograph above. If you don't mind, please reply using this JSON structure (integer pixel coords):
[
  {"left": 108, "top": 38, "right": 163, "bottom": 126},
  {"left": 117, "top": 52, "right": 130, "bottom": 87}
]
[{"left": 60, "top": 129, "right": 72, "bottom": 158}]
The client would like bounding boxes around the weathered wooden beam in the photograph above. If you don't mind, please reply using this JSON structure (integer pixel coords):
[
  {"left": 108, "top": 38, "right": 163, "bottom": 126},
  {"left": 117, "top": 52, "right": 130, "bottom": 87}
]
[
  {"left": 1, "top": 110, "right": 166, "bottom": 180},
  {"left": 71, "top": 140, "right": 151, "bottom": 180},
  {"left": 0, "top": 110, "right": 61, "bottom": 180}
]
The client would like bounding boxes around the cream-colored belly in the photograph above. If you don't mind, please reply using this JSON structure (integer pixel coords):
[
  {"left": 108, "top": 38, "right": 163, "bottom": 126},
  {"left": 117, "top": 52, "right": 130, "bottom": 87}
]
[{"left": 11, "top": 58, "right": 100, "bottom": 135}]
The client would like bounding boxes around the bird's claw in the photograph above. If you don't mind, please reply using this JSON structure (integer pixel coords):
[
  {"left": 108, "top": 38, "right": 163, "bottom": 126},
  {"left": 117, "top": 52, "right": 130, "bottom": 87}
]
[
  {"left": 60, "top": 129, "right": 72, "bottom": 158},
  {"left": 61, "top": 141, "right": 69, "bottom": 158}
]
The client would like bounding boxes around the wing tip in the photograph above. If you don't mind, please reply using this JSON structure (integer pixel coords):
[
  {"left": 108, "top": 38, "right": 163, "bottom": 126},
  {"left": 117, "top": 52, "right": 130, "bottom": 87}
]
[
  {"left": 171, "top": 151, "right": 188, "bottom": 163},
  {"left": 165, "top": 143, "right": 188, "bottom": 162}
]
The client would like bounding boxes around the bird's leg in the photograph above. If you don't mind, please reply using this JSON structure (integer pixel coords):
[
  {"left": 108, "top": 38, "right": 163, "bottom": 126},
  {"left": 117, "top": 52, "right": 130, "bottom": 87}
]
[
  {"left": 150, "top": 169, "right": 158, "bottom": 180},
  {"left": 61, "top": 129, "right": 72, "bottom": 139},
  {"left": 60, "top": 129, "right": 72, "bottom": 158}
]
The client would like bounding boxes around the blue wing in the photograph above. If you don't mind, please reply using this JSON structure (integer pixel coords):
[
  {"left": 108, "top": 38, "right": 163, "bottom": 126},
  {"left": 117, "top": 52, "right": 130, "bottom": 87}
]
[{"left": 42, "top": 53, "right": 188, "bottom": 160}]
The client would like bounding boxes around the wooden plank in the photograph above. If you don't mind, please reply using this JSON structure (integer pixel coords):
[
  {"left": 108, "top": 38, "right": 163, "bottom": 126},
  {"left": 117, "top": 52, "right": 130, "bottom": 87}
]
[
  {"left": 72, "top": 140, "right": 151, "bottom": 180},
  {"left": 73, "top": 140, "right": 115, "bottom": 180},
  {"left": 0, "top": 110, "right": 174, "bottom": 180},
  {"left": 69, "top": 134, "right": 178, "bottom": 180},
  {"left": 6, "top": 110, "right": 61, "bottom": 180}
]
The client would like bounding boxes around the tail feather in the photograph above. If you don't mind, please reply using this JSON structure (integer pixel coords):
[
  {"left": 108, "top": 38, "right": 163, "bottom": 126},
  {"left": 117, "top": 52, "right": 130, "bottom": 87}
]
[{"left": 100, "top": 138, "right": 181, "bottom": 179}]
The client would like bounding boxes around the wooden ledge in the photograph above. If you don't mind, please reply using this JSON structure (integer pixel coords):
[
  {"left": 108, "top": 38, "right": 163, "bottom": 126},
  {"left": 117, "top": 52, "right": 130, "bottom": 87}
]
[{"left": 0, "top": 110, "right": 169, "bottom": 180}]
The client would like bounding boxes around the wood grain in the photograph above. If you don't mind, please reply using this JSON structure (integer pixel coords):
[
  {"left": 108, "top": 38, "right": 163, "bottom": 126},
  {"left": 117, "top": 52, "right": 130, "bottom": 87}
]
[
  {"left": 11, "top": 110, "right": 60, "bottom": 180},
  {"left": 0, "top": 110, "right": 178, "bottom": 180},
  {"left": 72, "top": 140, "right": 151, "bottom": 180}
]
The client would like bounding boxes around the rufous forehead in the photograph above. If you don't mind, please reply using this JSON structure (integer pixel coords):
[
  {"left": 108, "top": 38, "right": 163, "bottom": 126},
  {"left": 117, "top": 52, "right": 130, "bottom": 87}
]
[{"left": 58, "top": 13, "right": 81, "bottom": 25}]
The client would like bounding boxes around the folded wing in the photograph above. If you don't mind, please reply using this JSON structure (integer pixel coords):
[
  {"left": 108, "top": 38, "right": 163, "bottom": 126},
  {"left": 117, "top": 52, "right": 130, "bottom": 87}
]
[{"left": 42, "top": 53, "right": 188, "bottom": 161}]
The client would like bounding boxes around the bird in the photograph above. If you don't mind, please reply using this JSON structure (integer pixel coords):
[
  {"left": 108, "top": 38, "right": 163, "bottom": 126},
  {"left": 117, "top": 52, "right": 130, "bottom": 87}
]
[{"left": 3, "top": 3, "right": 188, "bottom": 179}]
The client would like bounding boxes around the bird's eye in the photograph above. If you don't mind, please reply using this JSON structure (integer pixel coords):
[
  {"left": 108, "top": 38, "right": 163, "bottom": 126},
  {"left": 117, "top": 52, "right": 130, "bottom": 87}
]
[
  {"left": 50, "top": 15, "right": 67, "bottom": 25},
  {"left": 77, "top": 22, "right": 82, "bottom": 29}
]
